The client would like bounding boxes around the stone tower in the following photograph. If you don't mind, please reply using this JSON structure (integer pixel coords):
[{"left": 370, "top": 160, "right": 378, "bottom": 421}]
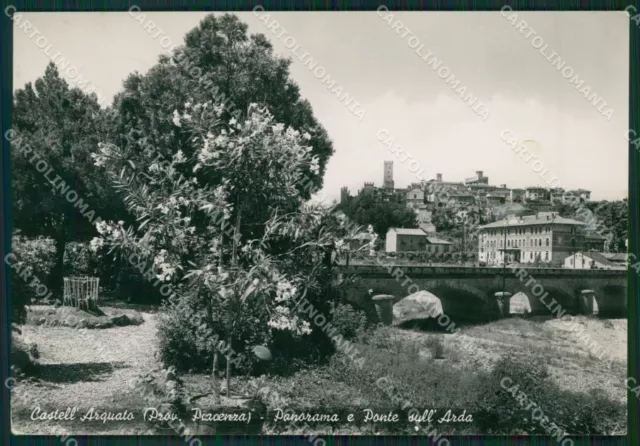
[
  {"left": 340, "top": 186, "right": 350, "bottom": 204},
  {"left": 383, "top": 161, "right": 394, "bottom": 189}
]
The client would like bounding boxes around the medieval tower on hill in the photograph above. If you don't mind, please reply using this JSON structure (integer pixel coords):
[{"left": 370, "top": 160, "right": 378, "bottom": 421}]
[{"left": 383, "top": 161, "right": 394, "bottom": 189}]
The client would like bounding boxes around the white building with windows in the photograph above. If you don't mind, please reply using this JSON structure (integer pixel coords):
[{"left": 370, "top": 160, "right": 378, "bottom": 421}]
[
  {"left": 477, "top": 212, "right": 587, "bottom": 266},
  {"left": 564, "top": 252, "right": 623, "bottom": 270}
]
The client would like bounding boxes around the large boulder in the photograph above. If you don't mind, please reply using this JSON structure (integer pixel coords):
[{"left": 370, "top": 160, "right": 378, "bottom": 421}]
[
  {"left": 393, "top": 291, "right": 443, "bottom": 325},
  {"left": 509, "top": 292, "right": 532, "bottom": 315}
]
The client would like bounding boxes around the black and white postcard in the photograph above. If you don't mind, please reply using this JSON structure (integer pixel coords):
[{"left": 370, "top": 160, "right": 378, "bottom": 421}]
[{"left": 4, "top": 6, "right": 632, "bottom": 440}]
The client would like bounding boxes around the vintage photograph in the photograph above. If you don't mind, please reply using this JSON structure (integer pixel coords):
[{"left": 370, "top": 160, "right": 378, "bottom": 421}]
[{"left": 5, "top": 7, "right": 630, "bottom": 439}]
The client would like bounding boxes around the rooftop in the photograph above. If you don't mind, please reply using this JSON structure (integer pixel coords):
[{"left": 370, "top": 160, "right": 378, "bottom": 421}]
[
  {"left": 479, "top": 212, "right": 585, "bottom": 229},
  {"left": 427, "top": 180, "right": 465, "bottom": 186},
  {"left": 572, "top": 251, "right": 620, "bottom": 268},
  {"left": 426, "top": 237, "right": 453, "bottom": 245},
  {"left": 388, "top": 228, "right": 428, "bottom": 236},
  {"left": 602, "top": 253, "right": 628, "bottom": 262},
  {"left": 349, "top": 233, "right": 375, "bottom": 240}
]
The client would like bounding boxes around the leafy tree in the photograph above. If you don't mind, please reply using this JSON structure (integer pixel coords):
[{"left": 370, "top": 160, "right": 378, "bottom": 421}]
[
  {"left": 110, "top": 13, "right": 333, "bottom": 208},
  {"left": 92, "top": 101, "right": 369, "bottom": 399},
  {"left": 587, "top": 200, "right": 628, "bottom": 252},
  {"left": 11, "top": 63, "right": 126, "bottom": 296},
  {"left": 433, "top": 202, "right": 487, "bottom": 261},
  {"left": 556, "top": 200, "right": 628, "bottom": 252},
  {"left": 431, "top": 205, "right": 457, "bottom": 232},
  {"left": 338, "top": 194, "right": 417, "bottom": 238}
]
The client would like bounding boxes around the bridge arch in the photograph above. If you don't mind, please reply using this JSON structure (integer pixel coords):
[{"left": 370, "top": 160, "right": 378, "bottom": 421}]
[
  {"left": 505, "top": 283, "right": 577, "bottom": 316},
  {"left": 598, "top": 285, "right": 626, "bottom": 316},
  {"left": 419, "top": 281, "right": 489, "bottom": 321}
]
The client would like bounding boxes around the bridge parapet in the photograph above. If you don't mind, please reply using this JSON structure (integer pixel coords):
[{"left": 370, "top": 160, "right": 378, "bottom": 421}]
[{"left": 340, "top": 265, "right": 627, "bottom": 278}]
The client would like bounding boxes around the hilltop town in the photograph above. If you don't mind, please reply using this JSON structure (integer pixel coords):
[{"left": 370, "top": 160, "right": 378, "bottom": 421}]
[{"left": 339, "top": 161, "right": 627, "bottom": 269}]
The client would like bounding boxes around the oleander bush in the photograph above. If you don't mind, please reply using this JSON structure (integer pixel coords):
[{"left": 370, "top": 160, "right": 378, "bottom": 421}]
[{"left": 157, "top": 290, "right": 271, "bottom": 375}]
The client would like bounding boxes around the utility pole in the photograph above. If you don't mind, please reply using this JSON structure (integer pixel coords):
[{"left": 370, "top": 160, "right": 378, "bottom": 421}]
[
  {"left": 462, "top": 220, "right": 466, "bottom": 265},
  {"left": 495, "top": 217, "right": 511, "bottom": 319},
  {"left": 502, "top": 218, "right": 508, "bottom": 293}
]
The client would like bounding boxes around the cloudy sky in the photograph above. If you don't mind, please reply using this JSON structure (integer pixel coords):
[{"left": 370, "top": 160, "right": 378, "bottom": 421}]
[{"left": 13, "top": 11, "right": 629, "bottom": 202}]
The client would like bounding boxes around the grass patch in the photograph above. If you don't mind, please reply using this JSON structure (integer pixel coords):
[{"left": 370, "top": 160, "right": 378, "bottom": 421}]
[{"left": 26, "top": 305, "right": 144, "bottom": 329}]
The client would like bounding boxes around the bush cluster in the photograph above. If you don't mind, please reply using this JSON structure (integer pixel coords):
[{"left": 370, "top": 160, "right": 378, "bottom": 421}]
[
  {"left": 64, "top": 242, "right": 122, "bottom": 294},
  {"left": 328, "top": 329, "right": 485, "bottom": 411},
  {"left": 10, "top": 233, "right": 57, "bottom": 323},
  {"left": 329, "top": 302, "right": 370, "bottom": 340},
  {"left": 11, "top": 330, "right": 39, "bottom": 376},
  {"left": 157, "top": 290, "right": 271, "bottom": 375},
  {"left": 320, "top": 333, "right": 625, "bottom": 435},
  {"left": 474, "top": 355, "right": 625, "bottom": 435},
  {"left": 157, "top": 290, "right": 373, "bottom": 377}
]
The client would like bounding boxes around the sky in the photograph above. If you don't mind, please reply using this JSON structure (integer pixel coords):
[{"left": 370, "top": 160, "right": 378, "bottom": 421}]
[{"left": 13, "top": 11, "right": 630, "bottom": 202}]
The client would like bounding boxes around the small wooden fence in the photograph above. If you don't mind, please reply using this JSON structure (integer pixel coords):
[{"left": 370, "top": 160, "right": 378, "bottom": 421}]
[{"left": 63, "top": 276, "right": 99, "bottom": 311}]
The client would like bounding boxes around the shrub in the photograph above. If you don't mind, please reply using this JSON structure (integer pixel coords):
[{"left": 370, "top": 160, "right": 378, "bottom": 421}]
[
  {"left": 328, "top": 333, "right": 487, "bottom": 412},
  {"left": 474, "top": 355, "right": 626, "bottom": 435},
  {"left": 9, "top": 233, "right": 56, "bottom": 323},
  {"left": 542, "top": 387, "right": 626, "bottom": 434},
  {"left": 329, "top": 302, "right": 369, "bottom": 340},
  {"left": 425, "top": 335, "right": 445, "bottom": 359},
  {"left": 63, "top": 242, "right": 98, "bottom": 276},
  {"left": 157, "top": 290, "right": 271, "bottom": 375},
  {"left": 157, "top": 294, "right": 212, "bottom": 373},
  {"left": 64, "top": 242, "right": 120, "bottom": 293},
  {"left": 11, "top": 331, "right": 39, "bottom": 375},
  {"left": 114, "top": 266, "right": 165, "bottom": 303},
  {"left": 474, "top": 355, "right": 551, "bottom": 434}
]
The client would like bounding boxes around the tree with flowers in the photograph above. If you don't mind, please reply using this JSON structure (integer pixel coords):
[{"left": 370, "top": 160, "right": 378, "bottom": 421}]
[
  {"left": 91, "top": 99, "right": 374, "bottom": 401},
  {"left": 111, "top": 13, "right": 333, "bottom": 202}
]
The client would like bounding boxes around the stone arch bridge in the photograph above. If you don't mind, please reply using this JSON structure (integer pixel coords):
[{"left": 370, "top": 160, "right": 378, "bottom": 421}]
[{"left": 340, "top": 265, "right": 627, "bottom": 321}]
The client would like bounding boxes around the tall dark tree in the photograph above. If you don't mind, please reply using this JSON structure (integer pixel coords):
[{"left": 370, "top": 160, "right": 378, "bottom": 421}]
[
  {"left": 11, "top": 63, "right": 126, "bottom": 296},
  {"left": 586, "top": 200, "right": 628, "bottom": 252},
  {"left": 433, "top": 202, "right": 487, "bottom": 261},
  {"left": 338, "top": 194, "right": 417, "bottom": 237}
]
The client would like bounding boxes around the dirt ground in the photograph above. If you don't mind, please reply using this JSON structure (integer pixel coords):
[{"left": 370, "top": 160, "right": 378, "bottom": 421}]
[
  {"left": 12, "top": 308, "right": 160, "bottom": 435},
  {"left": 11, "top": 306, "right": 627, "bottom": 435}
]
